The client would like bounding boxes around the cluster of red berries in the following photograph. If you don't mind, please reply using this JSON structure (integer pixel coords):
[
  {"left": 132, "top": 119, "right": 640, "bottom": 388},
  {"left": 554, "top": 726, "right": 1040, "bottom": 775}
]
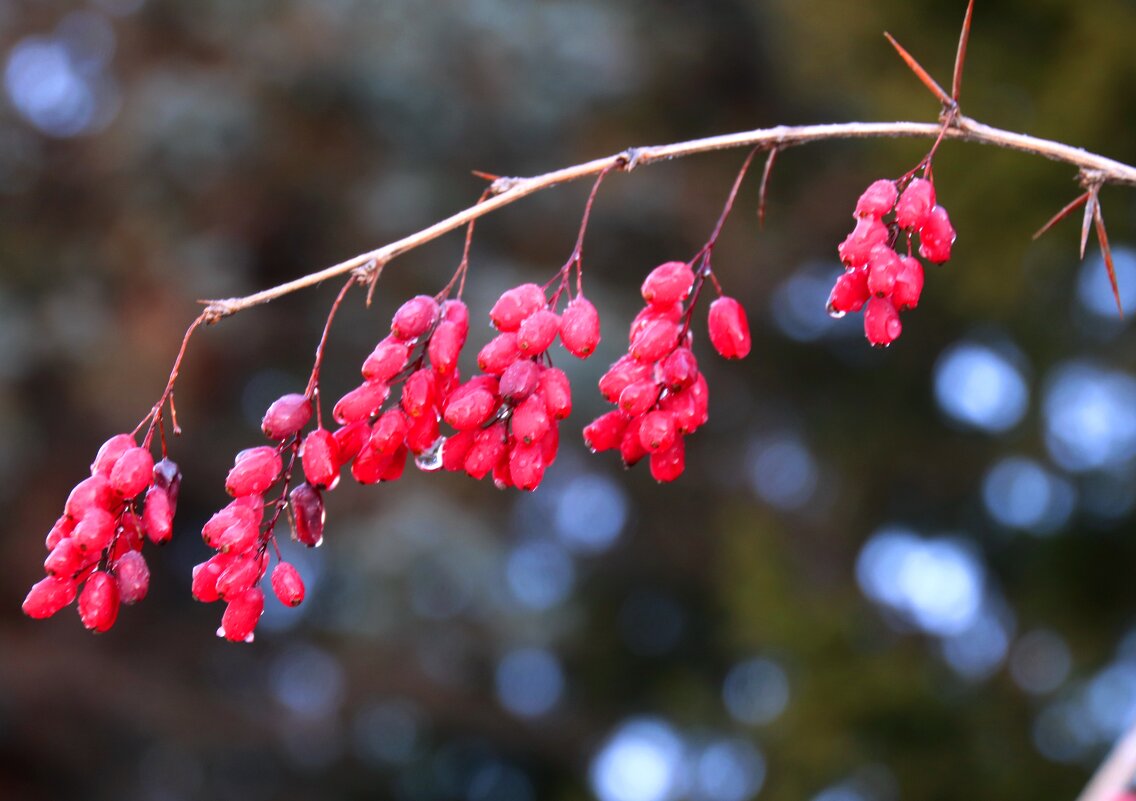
[
  {"left": 583, "top": 261, "right": 751, "bottom": 482},
  {"left": 22, "top": 433, "right": 180, "bottom": 631},
  {"left": 827, "top": 177, "right": 955, "bottom": 346}
]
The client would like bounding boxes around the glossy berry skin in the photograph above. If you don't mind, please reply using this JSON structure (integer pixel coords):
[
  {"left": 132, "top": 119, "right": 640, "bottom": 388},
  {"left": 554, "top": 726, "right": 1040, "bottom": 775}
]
[
  {"left": 261, "top": 394, "right": 313, "bottom": 441},
  {"left": 895, "top": 177, "right": 936, "bottom": 230},
  {"left": 362, "top": 338, "right": 412, "bottom": 383},
  {"left": 619, "top": 379, "right": 660, "bottom": 418},
  {"left": 332, "top": 420, "right": 371, "bottom": 464},
  {"left": 78, "top": 571, "right": 120, "bottom": 633},
  {"left": 826, "top": 268, "right": 870, "bottom": 315},
  {"left": 371, "top": 409, "right": 410, "bottom": 454},
  {"left": 918, "top": 204, "right": 956, "bottom": 264},
  {"left": 65, "top": 476, "right": 113, "bottom": 520},
  {"left": 630, "top": 318, "right": 679, "bottom": 363},
  {"left": 660, "top": 348, "right": 699, "bottom": 391},
  {"left": 490, "top": 284, "right": 547, "bottom": 332},
  {"left": 91, "top": 434, "right": 137, "bottom": 479},
  {"left": 301, "top": 428, "right": 340, "bottom": 488},
  {"left": 333, "top": 381, "right": 390, "bottom": 426},
  {"left": 641, "top": 261, "right": 695, "bottom": 307},
  {"left": 271, "top": 562, "right": 305, "bottom": 607},
  {"left": 866, "top": 245, "right": 901, "bottom": 297},
  {"left": 638, "top": 410, "right": 677, "bottom": 453},
  {"left": 511, "top": 394, "right": 551, "bottom": 445},
  {"left": 427, "top": 321, "right": 465, "bottom": 375},
  {"left": 838, "top": 217, "right": 889, "bottom": 268},
  {"left": 649, "top": 436, "right": 686, "bottom": 483},
  {"left": 559, "top": 296, "right": 601, "bottom": 358},
  {"left": 707, "top": 296, "right": 751, "bottom": 359},
  {"left": 444, "top": 383, "right": 499, "bottom": 430},
  {"left": 441, "top": 430, "right": 477, "bottom": 472},
  {"left": 401, "top": 369, "right": 437, "bottom": 419},
  {"left": 477, "top": 332, "right": 521, "bottom": 375},
  {"left": 854, "top": 179, "right": 898, "bottom": 218},
  {"left": 45, "top": 538, "right": 89, "bottom": 578},
  {"left": 538, "top": 367, "right": 572, "bottom": 420},
  {"left": 517, "top": 309, "right": 560, "bottom": 355},
  {"left": 108, "top": 447, "right": 154, "bottom": 499},
  {"left": 72, "top": 508, "right": 116, "bottom": 553},
  {"left": 142, "top": 484, "right": 174, "bottom": 544},
  {"left": 23, "top": 575, "right": 78, "bottom": 618},
  {"left": 215, "top": 555, "right": 263, "bottom": 600},
  {"left": 391, "top": 295, "right": 440, "bottom": 340},
  {"left": 290, "top": 483, "right": 325, "bottom": 547},
  {"left": 499, "top": 360, "right": 541, "bottom": 403},
  {"left": 219, "top": 586, "right": 264, "bottom": 643},
  {"left": 192, "top": 554, "right": 233, "bottom": 603},
  {"left": 113, "top": 551, "right": 150, "bottom": 604},
  {"left": 892, "top": 256, "right": 925, "bottom": 310},
  {"left": 599, "top": 356, "right": 652, "bottom": 403},
  {"left": 225, "top": 447, "right": 282, "bottom": 497},
  {"left": 583, "top": 410, "right": 629, "bottom": 453},
  {"left": 152, "top": 459, "right": 182, "bottom": 511},
  {"left": 864, "top": 296, "right": 902, "bottom": 347},
  {"left": 509, "top": 442, "right": 546, "bottom": 491}
]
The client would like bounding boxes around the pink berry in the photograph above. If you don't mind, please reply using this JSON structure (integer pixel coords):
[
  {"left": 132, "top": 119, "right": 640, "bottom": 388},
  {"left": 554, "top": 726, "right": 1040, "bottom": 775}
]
[
  {"left": 517, "top": 309, "right": 560, "bottom": 355},
  {"left": 290, "top": 483, "right": 325, "bottom": 547},
  {"left": 301, "top": 428, "right": 340, "bottom": 489},
  {"left": 192, "top": 553, "right": 234, "bottom": 603},
  {"left": 142, "top": 484, "right": 174, "bottom": 545},
  {"left": 499, "top": 359, "right": 542, "bottom": 403},
  {"left": 371, "top": 409, "right": 410, "bottom": 454},
  {"left": 117, "top": 510, "right": 145, "bottom": 552},
  {"left": 45, "top": 537, "right": 89, "bottom": 577},
  {"left": 559, "top": 296, "right": 601, "bottom": 358},
  {"left": 202, "top": 496, "right": 262, "bottom": 549},
  {"left": 649, "top": 436, "right": 686, "bottom": 483},
  {"left": 65, "top": 475, "right": 113, "bottom": 520},
  {"left": 638, "top": 410, "right": 677, "bottom": 452},
  {"left": 271, "top": 562, "right": 306, "bottom": 607},
  {"left": 918, "top": 204, "right": 956, "bottom": 264},
  {"left": 219, "top": 586, "right": 264, "bottom": 643},
  {"left": 427, "top": 320, "right": 465, "bottom": 375},
  {"left": 630, "top": 318, "right": 679, "bottom": 363},
  {"left": 443, "top": 383, "right": 500, "bottom": 431},
  {"left": 333, "top": 380, "right": 390, "bottom": 425},
  {"left": 225, "top": 446, "right": 282, "bottom": 497},
  {"left": 620, "top": 415, "right": 650, "bottom": 467},
  {"left": 619, "top": 378, "right": 661, "bottom": 417},
  {"left": 464, "top": 422, "right": 508, "bottom": 480},
  {"left": 864, "top": 296, "right": 902, "bottom": 347},
  {"left": 108, "top": 446, "right": 155, "bottom": 498},
  {"left": 477, "top": 332, "right": 521, "bottom": 375},
  {"left": 72, "top": 507, "right": 116, "bottom": 552},
  {"left": 112, "top": 550, "right": 149, "bottom": 605},
  {"left": 892, "top": 256, "right": 925, "bottom": 310},
  {"left": 509, "top": 442, "right": 546, "bottom": 491},
  {"left": 583, "top": 410, "right": 630, "bottom": 453},
  {"left": 400, "top": 368, "right": 438, "bottom": 419},
  {"left": 216, "top": 554, "right": 263, "bottom": 601},
  {"left": 538, "top": 367, "right": 572, "bottom": 421},
  {"left": 23, "top": 575, "right": 78, "bottom": 619},
  {"left": 45, "top": 515, "right": 75, "bottom": 550},
  {"left": 391, "top": 295, "right": 440, "bottom": 341},
  {"left": 362, "top": 338, "right": 412, "bottom": 383},
  {"left": 333, "top": 420, "right": 371, "bottom": 464},
  {"left": 511, "top": 394, "right": 551, "bottom": 445},
  {"left": 660, "top": 347, "right": 699, "bottom": 391},
  {"left": 78, "top": 571, "right": 119, "bottom": 633},
  {"left": 261, "top": 393, "right": 313, "bottom": 441},
  {"left": 214, "top": 513, "right": 260, "bottom": 554},
  {"left": 641, "top": 261, "right": 695, "bottom": 307},
  {"left": 837, "top": 216, "right": 889, "bottom": 268},
  {"left": 895, "top": 177, "right": 936, "bottom": 230},
  {"left": 490, "top": 284, "right": 547, "bottom": 332},
  {"left": 90, "top": 433, "right": 137, "bottom": 479},
  {"left": 599, "top": 356, "right": 652, "bottom": 404},
  {"left": 661, "top": 373, "right": 709, "bottom": 434},
  {"left": 540, "top": 423, "right": 560, "bottom": 467},
  {"left": 707, "top": 296, "right": 751, "bottom": 359},
  {"left": 404, "top": 412, "right": 440, "bottom": 455},
  {"left": 441, "top": 298, "right": 470, "bottom": 337},
  {"left": 866, "top": 245, "right": 901, "bottom": 297},
  {"left": 441, "top": 430, "right": 477, "bottom": 472},
  {"left": 826, "top": 268, "right": 870, "bottom": 316},
  {"left": 854, "top": 179, "right": 898, "bottom": 218}
]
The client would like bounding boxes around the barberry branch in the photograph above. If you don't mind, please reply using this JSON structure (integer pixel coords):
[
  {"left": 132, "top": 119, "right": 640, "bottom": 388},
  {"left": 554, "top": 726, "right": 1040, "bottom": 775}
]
[{"left": 199, "top": 116, "right": 1136, "bottom": 323}]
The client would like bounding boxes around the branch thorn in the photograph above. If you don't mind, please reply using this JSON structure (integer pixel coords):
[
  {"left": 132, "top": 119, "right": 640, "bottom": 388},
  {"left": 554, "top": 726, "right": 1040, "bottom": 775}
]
[{"left": 884, "top": 31, "right": 953, "bottom": 108}]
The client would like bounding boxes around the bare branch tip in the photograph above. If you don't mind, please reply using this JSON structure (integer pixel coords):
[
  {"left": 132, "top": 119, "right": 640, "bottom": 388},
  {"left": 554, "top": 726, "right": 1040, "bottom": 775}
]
[{"left": 884, "top": 31, "right": 952, "bottom": 107}]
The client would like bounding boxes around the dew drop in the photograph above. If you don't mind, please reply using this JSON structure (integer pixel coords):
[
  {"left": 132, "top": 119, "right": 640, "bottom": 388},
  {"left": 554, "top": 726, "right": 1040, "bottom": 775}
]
[
  {"left": 826, "top": 304, "right": 846, "bottom": 320},
  {"left": 414, "top": 437, "right": 445, "bottom": 472}
]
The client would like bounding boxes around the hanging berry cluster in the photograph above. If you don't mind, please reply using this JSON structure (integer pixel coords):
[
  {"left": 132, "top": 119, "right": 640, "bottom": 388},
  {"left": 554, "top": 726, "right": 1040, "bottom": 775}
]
[
  {"left": 826, "top": 176, "right": 956, "bottom": 346},
  {"left": 23, "top": 433, "right": 180, "bottom": 631}
]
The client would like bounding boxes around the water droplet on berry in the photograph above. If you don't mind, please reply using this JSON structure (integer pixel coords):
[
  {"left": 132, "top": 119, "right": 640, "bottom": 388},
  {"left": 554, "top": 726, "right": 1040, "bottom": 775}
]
[
  {"left": 414, "top": 438, "right": 445, "bottom": 472},
  {"left": 826, "top": 305, "right": 846, "bottom": 320}
]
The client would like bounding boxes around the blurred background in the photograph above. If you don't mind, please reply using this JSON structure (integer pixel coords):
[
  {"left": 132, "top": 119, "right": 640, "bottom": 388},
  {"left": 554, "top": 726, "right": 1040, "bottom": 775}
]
[{"left": 3, "top": 1, "right": 1136, "bottom": 799}]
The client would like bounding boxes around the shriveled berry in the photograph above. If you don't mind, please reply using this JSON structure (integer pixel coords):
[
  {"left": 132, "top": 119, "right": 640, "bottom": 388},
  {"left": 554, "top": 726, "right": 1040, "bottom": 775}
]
[
  {"left": 362, "top": 338, "right": 412, "bottom": 383},
  {"left": 918, "top": 204, "right": 955, "bottom": 264},
  {"left": 78, "top": 571, "right": 119, "bottom": 633},
  {"left": 511, "top": 394, "right": 550, "bottom": 445},
  {"left": 559, "top": 296, "right": 601, "bottom": 358},
  {"left": 333, "top": 380, "right": 390, "bottom": 425},
  {"left": 641, "top": 261, "right": 695, "bottom": 307},
  {"left": 619, "top": 378, "right": 660, "bottom": 417},
  {"left": 517, "top": 309, "right": 560, "bottom": 355},
  {"left": 838, "top": 216, "right": 889, "bottom": 268},
  {"left": 707, "top": 296, "right": 751, "bottom": 359},
  {"left": 152, "top": 458, "right": 181, "bottom": 512},
  {"left": 854, "top": 179, "right": 898, "bottom": 218},
  {"left": 584, "top": 410, "right": 630, "bottom": 453},
  {"left": 261, "top": 393, "right": 312, "bottom": 441},
  {"left": 895, "top": 177, "right": 936, "bottom": 230},
  {"left": 477, "top": 332, "right": 521, "bottom": 375},
  {"left": 826, "top": 268, "right": 870, "bottom": 316},
  {"left": 490, "top": 284, "right": 547, "bottom": 332},
  {"left": 22, "top": 575, "right": 77, "bottom": 619},
  {"left": 72, "top": 507, "right": 116, "bottom": 552},
  {"left": 90, "top": 433, "right": 136, "bottom": 479},
  {"left": 271, "top": 562, "right": 305, "bottom": 607},
  {"left": 443, "top": 383, "right": 499, "bottom": 430},
  {"left": 112, "top": 550, "right": 149, "bottom": 605},
  {"left": 649, "top": 436, "right": 686, "bottom": 483},
  {"left": 333, "top": 420, "right": 371, "bottom": 463},
  {"left": 427, "top": 320, "right": 465, "bottom": 375},
  {"left": 290, "top": 482, "right": 325, "bottom": 547},
  {"left": 866, "top": 245, "right": 901, "bottom": 297},
  {"left": 65, "top": 475, "right": 113, "bottom": 520},
  {"left": 630, "top": 318, "right": 679, "bottom": 363},
  {"left": 225, "top": 446, "right": 282, "bottom": 497},
  {"left": 509, "top": 442, "right": 546, "bottom": 491},
  {"left": 301, "top": 428, "right": 340, "bottom": 489},
  {"left": 371, "top": 409, "right": 410, "bottom": 454},
  {"left": 538, "top": 367, "right": 572, "bottom": 420},
  {"left": 391, "top": 295, "right": 440, "bottom": 340},
  {"left": 660, "top": 347, "right": 699, "bottom": 391},
  {"left": 892, "top": 256, "right": 925, "bottom": 310},
  {"left": 401, "top": 369, "right": 437, "bottom": 419},
  {"left": 142, "top": 484, "right": 174, "bottom": 545},
  {"left": 499, "top": 359, "right": 542, "bottom": 403},
  {"left": 864, "top": 296, "right": 902, "bottom": 347},
  {"left": 219, "top": 586, "right": 264, "bottom": 643},
  {"left": 638, "top": 410, "right": 677, "bottom": 452}
]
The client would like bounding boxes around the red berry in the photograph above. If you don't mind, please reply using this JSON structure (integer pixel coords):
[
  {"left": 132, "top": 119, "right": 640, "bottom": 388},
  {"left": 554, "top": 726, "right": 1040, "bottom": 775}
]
[
  {"left": 866, "top": 245, "right": 901, "bottom": 297},
  {"left": 892, "top": 256, "right": 925, "bottom": 310},
  {"left": 379, "top": 443, "right": 409, "bottom": 481},
  {"left": 540, "top": 422, "right": 560, "bottom": 467},
  {"left": 219, "top": 586, "right": 264, "bottom": 643},
  {"left": 371, "top": 408, "right": 410, "bottom": 454},
  {"left": 638, "top": 410, "right": 677, "bottom": 452},
  {"left": 112, "top": 550, "right": 149, "bottom": 605},
  {"left": 391, "top": 295, "right": 440, "bottom": 341},
  {"left": 214, "top": 512, "right": 259, "bottom": 554},
  {"left": 641, "top": 261, "right": 695, "bottom": 307},
  {"left": 599, "top": 356, "right": 652, "bottom": 403},
  {"left": 619, "top": 415, "right": 649, "bottom": 467},
  {"left": 895, "top": 177, "right": 936, "bottom": 230},
  {"left": 23, "top": 575, "right": 78, "bottom": 619},
  {"left": 117, "top": 510, "right": 145, "bottom": 552},
  {"left": 441, "top": 430, "right": 477, "bottom": 472},
  {"left": 45, "top": 537, "right": 89, "bottom": 577},
  {"left": 619, "top": 378, "right": 660, "bottom": 417},
  {"left": 72, "top": 508, "right": 115, "bottom": 552},
  {"left": 332, "top": 420, "right": 371, "bottom": 464},
  {"left": 427, "top": 321, "right": 465, "bottom": 375},
  {"left": 660, "top": 347, "right": 699, "bottom": 391},
  {"left": 332, "top": 380, "right": 390, "bottom": 426},
  {"left": 517, "top": 309, "right": 560, "bottom": 355},
  {"left": 142, "top": 484, "right": 174, "bottom": 545},
  {"left": 838, "top": 216, "right": 889, "bottom": 268},
  {"left": 290, "top": 483, "right": 326, "bottom": 547},
  {"left": 45, "top": 515, "right": 75, "bottom": 550},
  {"left": 271, "top": 562, "right": 305, "bottom": 607},
  {"left": 90, "top": 433, "right": 136, "bottom": 479},
  {"left": 826, "top": 268, "right": 871, "bottom": 316},
  {"left": 443, "top": 383, "right": 500, "bottom": 430},
  {"left": 225, "top": 446, "right": 282, "bottom": 497},
  {"left": 464, "top": 422, "right": 507, "bottom": 480},
  {"left": 707, "top": 296, "right": 751, "bottom": 359},
  {"left": 401, "top": 369, "right": 438, "bottom": 419},
  {"left": 192, "top": 553, "right": 234, "bottom": 603},
  {"left": 362, "top": 337, "right": 412, "bottom": 383},
  {"left": 490, "top": 284, "right": 547, "bottom": 332},
  {"left": 404, "top": 410, "right": 440, "bottom": 455},
  {"left": 78, "top": 571, "right": 119, "bottom": 633},
  {"left": 216, "top": 554, "right": 263, "bottom": 601},
  {"left": 261, "top": 393, "right": 312, "bottom": 441},
  {"left": 854, "top": 179, "right": 898, "bottom": 218},
  {"left": 442, "top": 298, "right": 470, "bottom": 338},
  {"left": 559, "top": 296, "right": 601, "bottom": 358},
  {"left": 65, "top": 475, "right": 113, "bottom": 519},
  {"left": 538, "top": 367, "right": 572, "bottom": 420},
  {"left": 583, "top": 410, "right": 630, "bottom": 453},
  {"left": 301, "top": 428, "right": 340, "bottom": 489},
  {"left": 509, "top": 441, "right": 546, "bottom": 491},
  {"left": 630, "top": 318, "right": 679, "bottom": 363},
  {"left": 511, "top": 394, "right": 550, "bottom": 445},
  {"left": 661, "top": 373, "right": 709, "bottom": 434},
  {"left": 499, "top": 359, "right": 541, "bottom": 403},
  {"left": 864, "top": 296, "right": 902, "bottom": 347},
  {"left": 477, "top": 332, "right": 521, "bottom": 375},
  {"left": 649, "top": 436, "right": 686, "bottom": 483},
  {"left": 918, "top": 204, "right": 955, "bottom": 264}
]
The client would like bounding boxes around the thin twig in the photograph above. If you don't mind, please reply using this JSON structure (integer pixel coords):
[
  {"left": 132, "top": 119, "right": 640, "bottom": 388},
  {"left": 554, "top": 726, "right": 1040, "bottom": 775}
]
[
  {"left": 198, "top": 116, "right": 1136, "bottom": 321},
  {"left": 952, "top": 0, "right": 976, "bottom": 102}
]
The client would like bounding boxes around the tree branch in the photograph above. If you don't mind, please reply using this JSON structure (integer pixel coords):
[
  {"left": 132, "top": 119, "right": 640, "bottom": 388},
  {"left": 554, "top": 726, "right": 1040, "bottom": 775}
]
[{"left": 199, "top": 115, "right": 1136, "bottom": 321}]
